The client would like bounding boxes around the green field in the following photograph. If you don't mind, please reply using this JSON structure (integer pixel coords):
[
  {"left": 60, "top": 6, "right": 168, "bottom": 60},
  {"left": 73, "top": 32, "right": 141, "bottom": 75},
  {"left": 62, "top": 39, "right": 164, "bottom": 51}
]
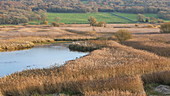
[
  {"left": 114, "top": 12, "right": 158, "bottom": 21},
  {"left": 47, "top": 12, "right": 130, "bottom": 24},
  {"left": 30, "top": 12, "right": 168, "bottom": 24}
]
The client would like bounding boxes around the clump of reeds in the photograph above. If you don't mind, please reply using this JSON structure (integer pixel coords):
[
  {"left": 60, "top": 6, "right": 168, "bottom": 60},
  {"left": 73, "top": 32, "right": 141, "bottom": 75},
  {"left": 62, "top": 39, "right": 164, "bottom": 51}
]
[
  {"left": 0, "top": 41, "right": 34, "bottom": 51},
  {"left": 160, "top": 22, "right": 170, "bottom": 33},
  {"left": 68, "top": 40, "right": 108, "bottom": 52},
  {"left": 0, "top": 37, "right": 54, "bottom": 51}
]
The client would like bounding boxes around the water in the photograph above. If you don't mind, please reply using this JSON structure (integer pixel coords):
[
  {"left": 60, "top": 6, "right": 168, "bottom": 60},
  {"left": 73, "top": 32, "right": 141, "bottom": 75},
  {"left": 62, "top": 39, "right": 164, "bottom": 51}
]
[{"left": 0, "top": 45, "right": 88, "bottom": 77}]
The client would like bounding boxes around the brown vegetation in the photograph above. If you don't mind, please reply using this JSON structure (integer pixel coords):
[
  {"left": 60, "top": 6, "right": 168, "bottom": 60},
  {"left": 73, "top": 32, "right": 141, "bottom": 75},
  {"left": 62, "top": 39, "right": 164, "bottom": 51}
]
[
  {"left": 160, "top": 22, "right": 170, "bottom": 33},
  {"left": 60, "top": 24, "right": 160, "bottom": 35},
  {"left": 0, "top": 25, "right": 96, "bottom": 51},
  {"left": 0, "top": 37, "right": 54, "bottom": 51},
  {"left": 142, "top": 71, "right": 170, "bottom": 84},
  {"left": 0, "top": 40, "right": 170, "bottom": 95},
  {"left": 114, "top": 29, "right": 132, "bottom": 42},
  {"left": 0, "top": 24, "right": 170, "bottom": 95},
  {"left": 68, "top": 40, "right": 108, "bottom": 52},
  {"left": 123, "top": 34, "right": 170, "bottom": 57}
]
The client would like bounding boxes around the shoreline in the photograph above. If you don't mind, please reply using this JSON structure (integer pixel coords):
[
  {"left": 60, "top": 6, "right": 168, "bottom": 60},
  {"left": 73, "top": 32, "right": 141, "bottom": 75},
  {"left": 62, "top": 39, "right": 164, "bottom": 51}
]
[{"left": 0, "top": 43, "right": 89, "bottom": 78}]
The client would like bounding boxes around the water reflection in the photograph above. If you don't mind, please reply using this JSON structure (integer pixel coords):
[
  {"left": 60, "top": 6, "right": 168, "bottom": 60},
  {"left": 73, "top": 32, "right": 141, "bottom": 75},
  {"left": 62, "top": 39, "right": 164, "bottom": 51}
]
[{"left": 0, "top": 45, "right": 88, "bottom": 77}]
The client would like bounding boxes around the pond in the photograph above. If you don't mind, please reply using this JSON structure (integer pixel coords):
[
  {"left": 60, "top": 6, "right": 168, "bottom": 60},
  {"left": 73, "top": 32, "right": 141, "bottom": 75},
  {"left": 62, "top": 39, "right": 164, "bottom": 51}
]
[{"left": 0, "top": 45, "right": 88, "bottom": 77}]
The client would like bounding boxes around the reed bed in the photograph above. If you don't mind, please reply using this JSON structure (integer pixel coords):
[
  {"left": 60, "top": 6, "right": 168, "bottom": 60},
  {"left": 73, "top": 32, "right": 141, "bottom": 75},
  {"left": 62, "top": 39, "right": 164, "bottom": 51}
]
[
  {"left": 123, "top": 36, "right": 170, "bottom": 57},
  {"left": 61, "top": 26, "right": 159, "bottom": 34},
  {"left": 0, "top": 25, "right": 96, "bottom": 51},
  {"left": 0, "top": 24, "right": 169, "bottom": 95},
  {"left": 0, "top": 40, "right": 34, "bottom": 51},
  {"left": 142, "top": 71, "right": 170, "bottom": 95},
  {"left": 0, "top": 25, "right": 96, "bottom": 41},
  {"left": 0, "top": 37, "right": 54, "bottom": 51},
  {"left": 68, "top": 40, "right": 108, "bottom": 52},
  {"left": 85, "top": 90, "right": 146, "bottom": 96},
  {"left": 0, "top": 75, "right": 145, "bottom": 96},
  {"left": 64, "top": 41, "right": 170, "bottom": 78},
  {"left": 143, "top": 34, "right": 170, "bottom": 44},
  {"left": 142, "top": 71, "right": 170, "bottom": 84},
  {"left": 0, "top": 41, "right": 170, "bottom": 95}
]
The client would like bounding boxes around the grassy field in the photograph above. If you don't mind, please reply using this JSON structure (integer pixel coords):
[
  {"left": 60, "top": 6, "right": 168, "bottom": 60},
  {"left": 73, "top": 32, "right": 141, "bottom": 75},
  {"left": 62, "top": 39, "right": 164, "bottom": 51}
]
[
  {"left": 32, "top": 12, "right": 168, "bottom": 24},
  {"left": 47, "top": 12, "right": 131, "bottom": 24},
  {"left": 114, "top": 12, "right": 158, "bottom": 21}
]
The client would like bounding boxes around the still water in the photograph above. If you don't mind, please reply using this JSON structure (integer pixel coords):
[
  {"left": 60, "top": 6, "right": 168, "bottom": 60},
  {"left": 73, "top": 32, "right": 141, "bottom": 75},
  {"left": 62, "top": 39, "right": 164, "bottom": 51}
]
[{"left": 0, "top": 45, "right": 88, "bottom": 77}]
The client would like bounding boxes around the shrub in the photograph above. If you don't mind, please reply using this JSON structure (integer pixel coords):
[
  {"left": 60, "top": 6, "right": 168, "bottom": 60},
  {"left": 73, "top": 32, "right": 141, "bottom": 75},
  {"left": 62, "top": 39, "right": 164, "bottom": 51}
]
[
  {"left": 96, "top": 21, "right": 106, "bottom": 27},
  {"left": 55, "top": 17, "right": 61, "bottom": 22},
  {"left": 59, "top": 23, "right": 65, "bottom": 25},
  {"left": 114, "top": 30, "right": 132, "bottom": 42},
  {"left": 88, "top": 17, "right": 107, "bottom": 27},
  {"left": 22, "top": 23, "right": 28, "bottom": 26},
  {"left": 160, "top": 22, "right": 170, "bottom": 33},
  {"left": 51, "top": 22, "right": 60, "bottom": 27},
  {"left": 88, "top": 16, "right": 97, "bottom": 26},
  {"left": 157, "top": 19, "right": 164, "bottom": 23},
  {"left": 42, "top": 21, "right": 48, "bottom": 25},
  {"left": 135, "top": 24, "right": 139, "bottom": 27},
  {"left": 137, "top": 14, "right": 145, "bottom": 22}
]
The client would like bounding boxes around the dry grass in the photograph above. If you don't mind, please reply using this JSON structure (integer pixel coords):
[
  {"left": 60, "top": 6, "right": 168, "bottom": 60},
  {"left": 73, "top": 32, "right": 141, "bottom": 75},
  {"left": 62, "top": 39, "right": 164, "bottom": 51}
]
[
  {"left": 0, "top": 25, "right": 95, "bottom": 40},
  {"left": 85, "top": 90, "right": 145, "bottom": 96},
  {"left": 123, "top": 34, "right": 170, "bottom": 57},
  {"left": 60, "top": 25, "right": 159, "bottom": 34},
  {"left": 0, "top": 37, "right": 54, "bottom": 51},
  {"left": 0, "top": 24, "right": 170, "bottom": 95},
  {"left": 0, "top": 25, "right": 96, "bottom": 51},
  {"left": 142, "top": 71, "right": 170, "bottom": 95},
  {"left": 0, "top": 40, "right": 170, "bottom": 95},
  {"left": 0, "top": 75, "right": 145, "bottom": 96},
  {"left": 142, "top": 71, "right": 170, "bottom": 84}
]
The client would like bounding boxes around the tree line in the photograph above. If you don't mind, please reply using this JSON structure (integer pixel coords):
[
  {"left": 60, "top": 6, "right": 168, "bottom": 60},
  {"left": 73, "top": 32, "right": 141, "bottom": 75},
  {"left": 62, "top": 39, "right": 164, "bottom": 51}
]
[{"left": 0, "top": 0, "right": 170, "bottom": 24}]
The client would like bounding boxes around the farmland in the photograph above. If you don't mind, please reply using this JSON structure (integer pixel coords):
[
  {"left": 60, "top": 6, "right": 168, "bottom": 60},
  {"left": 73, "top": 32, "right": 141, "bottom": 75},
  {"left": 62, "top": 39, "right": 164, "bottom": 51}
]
[
  {"left": 29, "top": 12, "right": 169, "bottom": 24},
  {"left": 113, "top": 12, "right": 158, "bottom": 21},
  {"left": 47, "top": 12, "right": 130, "bottom": 24}
]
